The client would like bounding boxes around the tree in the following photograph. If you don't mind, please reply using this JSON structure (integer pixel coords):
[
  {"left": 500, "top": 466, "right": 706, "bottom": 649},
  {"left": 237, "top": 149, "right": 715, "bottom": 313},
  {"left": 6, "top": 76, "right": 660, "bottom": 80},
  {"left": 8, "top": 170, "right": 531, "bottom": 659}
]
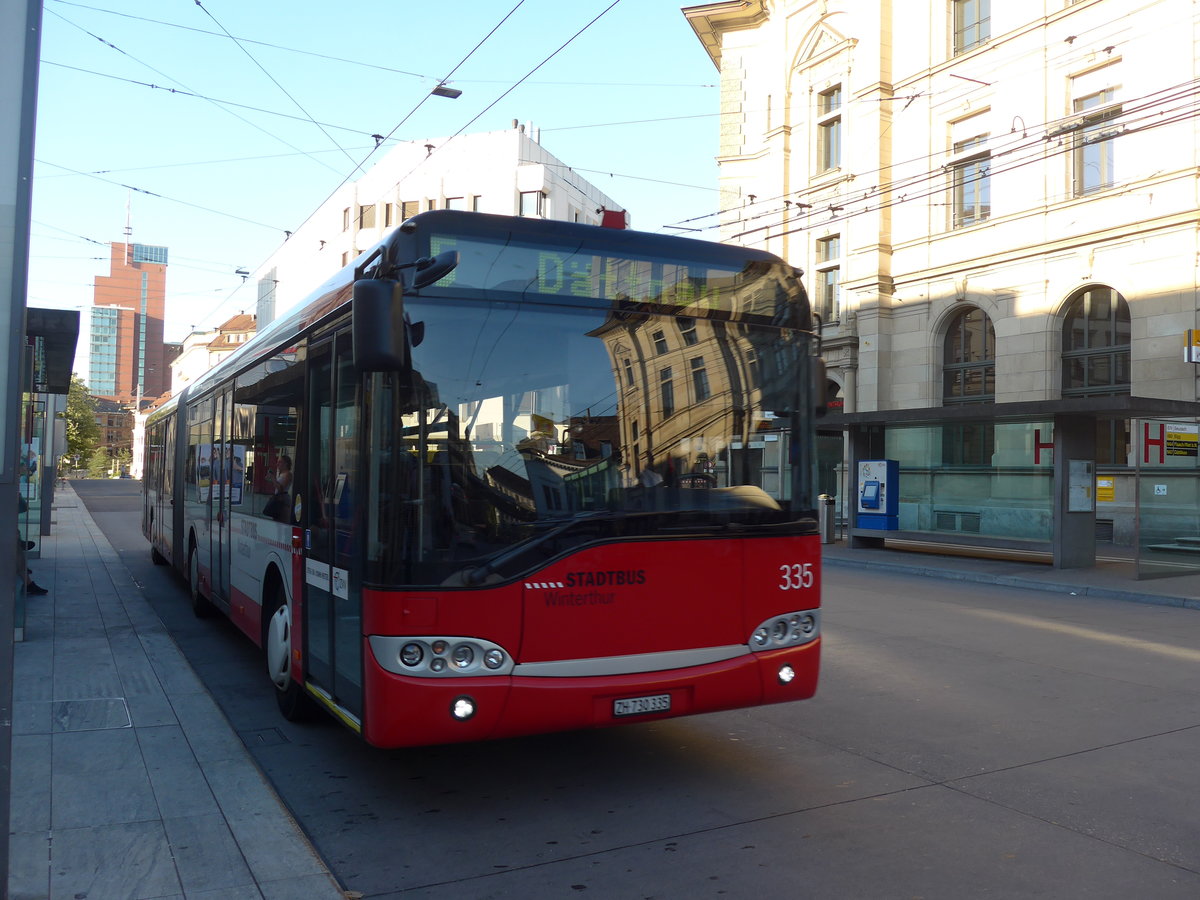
[
  {"left": 87, "top": 447, "right": 110, "bottom": 479},
  {"left": 65, "top": 374, "right": 100, "bottom": 466}
]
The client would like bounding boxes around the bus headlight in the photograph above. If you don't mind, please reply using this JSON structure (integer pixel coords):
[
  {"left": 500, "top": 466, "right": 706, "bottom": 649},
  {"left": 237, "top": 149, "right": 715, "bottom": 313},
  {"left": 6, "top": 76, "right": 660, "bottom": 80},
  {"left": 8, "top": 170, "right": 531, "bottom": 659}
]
[
  {"left": 451, "top": 696, "right": 476, "bottom": 720},
  {"left": 368, "top": 636, "right": 515, "bottom": 677},
  {"left": 400, "top": 643, "right": 424, "bottom": 667},
  {"left": 748, "top": 610, "right": 820, "bottom": 651}
]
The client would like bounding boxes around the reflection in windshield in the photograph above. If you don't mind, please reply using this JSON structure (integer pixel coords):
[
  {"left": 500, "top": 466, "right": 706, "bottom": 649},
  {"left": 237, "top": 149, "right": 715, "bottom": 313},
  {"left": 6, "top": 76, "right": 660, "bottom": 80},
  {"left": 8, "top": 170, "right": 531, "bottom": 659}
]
[{"left": 366, "top": 286, "right": 816, "bottom": 588}]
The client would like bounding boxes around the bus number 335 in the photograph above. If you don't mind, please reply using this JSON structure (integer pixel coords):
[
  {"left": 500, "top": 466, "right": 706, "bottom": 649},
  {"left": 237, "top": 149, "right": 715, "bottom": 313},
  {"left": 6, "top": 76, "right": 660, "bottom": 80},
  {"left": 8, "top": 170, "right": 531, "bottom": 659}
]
[{"left": 779, "top": 563, "right": 816, "bottom": 590}]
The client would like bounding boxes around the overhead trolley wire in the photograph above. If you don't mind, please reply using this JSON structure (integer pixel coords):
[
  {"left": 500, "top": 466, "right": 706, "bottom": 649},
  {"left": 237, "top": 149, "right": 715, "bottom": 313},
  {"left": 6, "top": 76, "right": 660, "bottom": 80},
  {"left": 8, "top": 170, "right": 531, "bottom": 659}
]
[
  {"left": 664, "top": 75, "right": 1200, "bottom": 241},
  {"left": 36, "top": 161, "right": 289, "bottom": 233},
  {"left": 46, "top": 0, "right": 433, "bottom": 80},
  {"left": 656, "top": 0, "right": 1200, "bottom": 234},
  {"left": 369, "top": 0, "right": 624, "bottom": 215},
  {"left": 42, "top": 6, "right": 344, "bottom": 175},
  {"left": 199, "top": 2, "right": 536, "bottom": 327},
  {"left": 40, "top": 61, "right": 381, "bottom": 139},
  {"left": 263, "top": 0, "right": 530, "bottom": 258},
  {"left": 191, "top": 0, "right": 364, "bottom": 176},
  {"left": 46, "top": 0, "right": 708, "bottom": 89},
  {"left": 750, "top": 96, "right": 1200, "bottom": 246}
]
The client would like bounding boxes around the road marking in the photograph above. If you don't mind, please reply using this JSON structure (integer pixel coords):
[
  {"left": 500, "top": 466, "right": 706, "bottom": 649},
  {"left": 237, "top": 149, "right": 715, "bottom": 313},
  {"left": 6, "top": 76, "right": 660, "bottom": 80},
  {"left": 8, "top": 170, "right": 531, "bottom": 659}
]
[{"left": 964, "top": 608, "right": 1200, "bottom": 663}]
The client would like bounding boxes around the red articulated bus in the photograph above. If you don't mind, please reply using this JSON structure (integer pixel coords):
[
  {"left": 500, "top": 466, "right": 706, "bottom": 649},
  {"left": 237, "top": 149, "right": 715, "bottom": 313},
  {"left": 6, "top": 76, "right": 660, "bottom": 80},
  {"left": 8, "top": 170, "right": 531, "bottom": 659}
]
[{"left": 143, "top": 210, "right": 823, "bottom": 748}]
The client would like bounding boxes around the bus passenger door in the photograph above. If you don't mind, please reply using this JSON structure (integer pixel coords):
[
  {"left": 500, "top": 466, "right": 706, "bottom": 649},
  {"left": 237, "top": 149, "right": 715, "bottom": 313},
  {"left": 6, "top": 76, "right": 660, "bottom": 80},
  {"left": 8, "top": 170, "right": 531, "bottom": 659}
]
[
  {"left": 160, "top": 416, "right": 176, "bottom": 564},
  {"left": 302, "top": 332, "right": 363, "bottom": 721},
  {"left": 213, "top": 387, "right": 233, "bottom": 607}
]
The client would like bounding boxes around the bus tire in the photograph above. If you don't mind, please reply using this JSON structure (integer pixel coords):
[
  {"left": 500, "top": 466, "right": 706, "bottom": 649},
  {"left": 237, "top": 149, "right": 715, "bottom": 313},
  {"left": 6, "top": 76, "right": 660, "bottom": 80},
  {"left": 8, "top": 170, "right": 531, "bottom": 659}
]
[
  {"left": 188, "top": 544, "right": 217, "bottom": 619},
  {"left": 266, "top": 585, "right": 313, "bottom": 721},
  {"left": 149, "top": 513, "right": 167, "bottom": 565}
]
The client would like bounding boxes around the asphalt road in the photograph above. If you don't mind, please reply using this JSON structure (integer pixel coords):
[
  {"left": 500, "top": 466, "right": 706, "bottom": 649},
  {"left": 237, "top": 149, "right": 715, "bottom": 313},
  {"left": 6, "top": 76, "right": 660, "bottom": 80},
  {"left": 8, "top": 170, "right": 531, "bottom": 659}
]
[{"left": 76, "top": 477, "right": 1200, "bottom": 899}]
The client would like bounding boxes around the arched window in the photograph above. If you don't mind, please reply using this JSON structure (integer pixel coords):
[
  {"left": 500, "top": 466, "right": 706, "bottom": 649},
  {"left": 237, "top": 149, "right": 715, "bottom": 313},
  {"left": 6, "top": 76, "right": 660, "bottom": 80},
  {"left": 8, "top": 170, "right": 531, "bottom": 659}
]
[
  {"left": 1062, "top": 286, "right": 1130, "bottom": 396},
  {"left": 941, "top": 308, "right": 995, "bottom": 466},
  {"left": 1063, "top": 286, "right": 1131, "bottom": 464},
  {"left": 943, "top": 307, "right": 995, "bottom": 405}
]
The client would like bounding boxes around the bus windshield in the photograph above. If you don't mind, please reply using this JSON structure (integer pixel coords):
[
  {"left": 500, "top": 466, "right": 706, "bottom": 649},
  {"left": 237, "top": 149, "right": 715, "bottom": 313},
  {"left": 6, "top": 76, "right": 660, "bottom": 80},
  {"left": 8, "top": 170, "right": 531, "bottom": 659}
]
[{"left": 366, "top": 276, "right": 816, "bottom": 588}]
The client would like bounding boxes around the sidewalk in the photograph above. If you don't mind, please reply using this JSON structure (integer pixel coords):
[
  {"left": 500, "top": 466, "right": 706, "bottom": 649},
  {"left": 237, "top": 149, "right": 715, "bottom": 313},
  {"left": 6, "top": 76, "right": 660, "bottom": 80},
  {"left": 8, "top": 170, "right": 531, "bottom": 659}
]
[
  {"left": 821, "top": 534, "right": 1200, "bottom": 610},
  {"left": 9, "top": 483, "right": 346, "bottom": 900}
]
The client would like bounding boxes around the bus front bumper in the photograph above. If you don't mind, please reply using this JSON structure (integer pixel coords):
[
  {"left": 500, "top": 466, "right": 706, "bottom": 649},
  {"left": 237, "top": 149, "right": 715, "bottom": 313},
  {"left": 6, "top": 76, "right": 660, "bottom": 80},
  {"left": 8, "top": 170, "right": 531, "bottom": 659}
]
[{"left": 359, "top": 640, "right": 819, "bottom": 748}]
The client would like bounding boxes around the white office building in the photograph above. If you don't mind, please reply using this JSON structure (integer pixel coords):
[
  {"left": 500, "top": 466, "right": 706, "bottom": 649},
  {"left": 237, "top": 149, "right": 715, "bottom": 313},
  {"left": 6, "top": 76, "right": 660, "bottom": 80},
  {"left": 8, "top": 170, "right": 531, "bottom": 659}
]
[{"left": 254, "top": 123, "right": 625, "bottom": 326}]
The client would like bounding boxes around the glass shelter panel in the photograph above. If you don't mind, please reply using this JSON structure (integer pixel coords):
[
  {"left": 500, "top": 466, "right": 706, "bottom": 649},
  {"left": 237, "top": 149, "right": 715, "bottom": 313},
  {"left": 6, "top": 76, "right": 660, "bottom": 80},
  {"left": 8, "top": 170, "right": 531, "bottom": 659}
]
[
  {"left": 885, "top": 421, "right": 1054, "bottom": 541},
  {"left": 1135, "top": 418, "right": 1200, "bottom": 579}
]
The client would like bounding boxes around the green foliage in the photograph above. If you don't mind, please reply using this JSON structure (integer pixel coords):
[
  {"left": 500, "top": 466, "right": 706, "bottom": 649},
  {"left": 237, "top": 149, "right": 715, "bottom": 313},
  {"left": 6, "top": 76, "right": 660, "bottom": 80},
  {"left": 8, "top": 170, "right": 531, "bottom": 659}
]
[
  {"left": 86, "top": 447, "right": 110, "bottom": 478},
  {"left": 65, "top": 374, "right": 100, "bottom": 463}
]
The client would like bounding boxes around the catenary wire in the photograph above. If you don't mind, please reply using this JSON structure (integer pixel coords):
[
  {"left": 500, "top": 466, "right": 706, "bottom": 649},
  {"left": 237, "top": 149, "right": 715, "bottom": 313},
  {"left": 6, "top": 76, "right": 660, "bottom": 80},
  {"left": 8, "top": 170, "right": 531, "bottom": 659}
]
[
  {"left": 194, "top": 2, "right": 536, "bottom": 326},
  {"left": 191, "top": 0, "right": 364, "bottom": 176},
  {"left": 41, "top": 60, "right": 382, "bottom": 139},
  {"left": 45, "top": 0, "right": 713, "bottom": 89},
  {"left": 42, "top": 6, "right": 344, "bottom": 175}
]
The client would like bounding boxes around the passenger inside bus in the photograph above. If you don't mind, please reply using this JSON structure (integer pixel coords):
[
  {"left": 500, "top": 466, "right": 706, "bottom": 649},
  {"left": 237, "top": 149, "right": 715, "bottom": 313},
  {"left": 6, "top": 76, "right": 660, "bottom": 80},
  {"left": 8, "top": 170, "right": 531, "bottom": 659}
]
[{"left": 263, "top": 454, "right": 293, "bottom": 522}]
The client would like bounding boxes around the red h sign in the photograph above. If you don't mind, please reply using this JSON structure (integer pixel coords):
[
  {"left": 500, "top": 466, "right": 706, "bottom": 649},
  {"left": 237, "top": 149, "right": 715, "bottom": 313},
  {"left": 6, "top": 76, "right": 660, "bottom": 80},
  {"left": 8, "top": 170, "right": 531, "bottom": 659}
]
[
  {"left": 1033, "top": 428, "right": 1054, "bottom": 465},
  {"left": 1144, "top": 422, "right": 1166, "bottom": 464}
]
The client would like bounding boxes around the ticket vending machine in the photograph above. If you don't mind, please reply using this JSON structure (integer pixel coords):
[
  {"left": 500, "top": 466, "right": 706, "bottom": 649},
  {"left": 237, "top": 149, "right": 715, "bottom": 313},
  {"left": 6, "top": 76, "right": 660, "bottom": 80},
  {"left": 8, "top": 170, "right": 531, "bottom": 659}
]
[{"left": 857, "top": 459, "right": 898, "bottom": 530}]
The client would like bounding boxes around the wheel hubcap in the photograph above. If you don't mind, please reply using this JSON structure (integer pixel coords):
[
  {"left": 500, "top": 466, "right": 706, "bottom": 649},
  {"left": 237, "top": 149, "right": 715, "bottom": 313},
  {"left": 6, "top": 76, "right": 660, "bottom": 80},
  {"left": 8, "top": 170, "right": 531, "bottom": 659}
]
[{"left": 267, "top": 603, "right": 291, "bottom": 690}]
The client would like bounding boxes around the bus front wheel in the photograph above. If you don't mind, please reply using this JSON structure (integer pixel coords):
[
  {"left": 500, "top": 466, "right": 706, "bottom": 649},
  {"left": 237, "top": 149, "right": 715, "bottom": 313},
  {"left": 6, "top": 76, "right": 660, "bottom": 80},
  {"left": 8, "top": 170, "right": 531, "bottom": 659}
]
[{"left": 266, "top": 586, "right": 313, "bottom": 721}]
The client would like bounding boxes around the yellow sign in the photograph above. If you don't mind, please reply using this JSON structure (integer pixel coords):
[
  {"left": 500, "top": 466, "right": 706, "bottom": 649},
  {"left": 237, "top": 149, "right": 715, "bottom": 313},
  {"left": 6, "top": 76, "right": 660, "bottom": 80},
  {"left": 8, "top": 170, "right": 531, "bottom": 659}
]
[
  {"left": 1167, "top": 424, "right": 1199, "bottom": 457},
  {"left": 1095, "top": 477, "right": 1115, "bottom": 503},
  {"left": 1186, "top": 330, "right": 1200, "bottom": 364}
]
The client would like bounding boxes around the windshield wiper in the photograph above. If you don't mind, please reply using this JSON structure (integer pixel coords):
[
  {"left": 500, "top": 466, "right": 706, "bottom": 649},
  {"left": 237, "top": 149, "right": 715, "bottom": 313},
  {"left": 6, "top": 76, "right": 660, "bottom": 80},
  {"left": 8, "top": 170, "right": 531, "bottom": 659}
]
[{"left": 462, "top": 511, "right": 609, "bottom": 585}]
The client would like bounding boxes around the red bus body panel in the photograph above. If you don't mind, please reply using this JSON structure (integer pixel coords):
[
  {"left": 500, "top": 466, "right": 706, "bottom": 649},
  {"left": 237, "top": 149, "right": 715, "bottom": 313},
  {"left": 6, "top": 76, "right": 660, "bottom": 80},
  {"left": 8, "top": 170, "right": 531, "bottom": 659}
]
[{"left": 358, "top": 534, "right": 820, "bottom": 747}]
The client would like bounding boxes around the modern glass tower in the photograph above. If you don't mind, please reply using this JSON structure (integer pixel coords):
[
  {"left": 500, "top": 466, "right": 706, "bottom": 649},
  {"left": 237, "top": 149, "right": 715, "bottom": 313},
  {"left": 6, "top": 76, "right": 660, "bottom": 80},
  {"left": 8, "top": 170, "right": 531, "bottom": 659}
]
[{"left": 89, "top": 242, "right": 168, "bottom": 405}]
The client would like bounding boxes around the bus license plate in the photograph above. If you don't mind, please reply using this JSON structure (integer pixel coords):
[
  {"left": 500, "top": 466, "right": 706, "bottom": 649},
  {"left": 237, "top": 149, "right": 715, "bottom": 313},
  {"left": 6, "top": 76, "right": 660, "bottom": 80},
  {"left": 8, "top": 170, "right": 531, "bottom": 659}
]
[{"left": 613, "top": 694, "right": 671, "bottom": 717}]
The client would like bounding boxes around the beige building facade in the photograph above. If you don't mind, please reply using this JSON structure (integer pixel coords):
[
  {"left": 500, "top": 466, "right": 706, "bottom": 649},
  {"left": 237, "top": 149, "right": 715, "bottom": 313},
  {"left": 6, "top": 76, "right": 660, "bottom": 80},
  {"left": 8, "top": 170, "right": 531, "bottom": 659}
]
[{"left": 686, "top": 0, "right": 1200, "bottom": 561}]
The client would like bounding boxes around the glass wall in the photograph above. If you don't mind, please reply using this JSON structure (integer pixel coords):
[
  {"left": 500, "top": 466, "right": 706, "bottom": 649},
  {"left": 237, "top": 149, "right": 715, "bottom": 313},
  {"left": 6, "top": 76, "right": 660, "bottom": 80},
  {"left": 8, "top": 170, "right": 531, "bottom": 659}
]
[
  {"left": 1135, "top": 418, "right": 1200, "bottom": 579},
  {"left": 16, "top": 386, "right": 49, "bottom": 640},
  {"left": 885, "top": 420, "right": 1054, "bottom": 541}
]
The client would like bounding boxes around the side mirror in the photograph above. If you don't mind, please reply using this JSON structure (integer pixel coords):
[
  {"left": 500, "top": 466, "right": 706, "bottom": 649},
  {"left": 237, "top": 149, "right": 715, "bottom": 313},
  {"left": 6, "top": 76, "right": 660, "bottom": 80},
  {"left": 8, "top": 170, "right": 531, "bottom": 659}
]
[
  {"left": 352, "top": 278, "right": 407, "bottom": 371},
  {"left": 410, "top": 250, "right": 459, "bottom": 290}
]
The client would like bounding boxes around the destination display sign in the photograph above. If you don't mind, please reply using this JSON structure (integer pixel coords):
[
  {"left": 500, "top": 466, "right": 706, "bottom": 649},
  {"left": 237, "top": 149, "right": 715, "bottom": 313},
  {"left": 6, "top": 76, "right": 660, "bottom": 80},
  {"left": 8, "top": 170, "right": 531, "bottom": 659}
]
[{"left": 423, "top": 232, "right": 795, "bottom": 317}]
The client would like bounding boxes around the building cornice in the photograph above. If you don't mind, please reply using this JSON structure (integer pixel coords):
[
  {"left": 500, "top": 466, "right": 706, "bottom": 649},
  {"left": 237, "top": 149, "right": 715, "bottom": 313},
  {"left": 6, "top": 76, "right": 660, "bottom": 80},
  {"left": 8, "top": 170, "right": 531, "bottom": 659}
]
[
  {"left": 887, "top": 206, "right": 1200, "bottom": 289},
  {"left": 682, "top": 1, "right": 768, "bottom": 70}
]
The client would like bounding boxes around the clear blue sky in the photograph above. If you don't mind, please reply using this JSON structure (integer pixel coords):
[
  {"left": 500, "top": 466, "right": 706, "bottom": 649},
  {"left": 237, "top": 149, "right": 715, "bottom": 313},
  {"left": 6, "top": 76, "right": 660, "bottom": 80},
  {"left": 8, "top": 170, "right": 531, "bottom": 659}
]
[{"left": 27, "top": 0, "right": 726, "bottom": 379}]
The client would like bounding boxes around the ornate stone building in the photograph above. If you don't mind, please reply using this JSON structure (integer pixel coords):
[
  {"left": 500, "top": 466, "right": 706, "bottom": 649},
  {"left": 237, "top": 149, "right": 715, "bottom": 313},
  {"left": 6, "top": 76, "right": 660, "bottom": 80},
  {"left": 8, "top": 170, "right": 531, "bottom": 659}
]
[{"left": 684, "top": 0, "right": 1200, "bottom": 564}]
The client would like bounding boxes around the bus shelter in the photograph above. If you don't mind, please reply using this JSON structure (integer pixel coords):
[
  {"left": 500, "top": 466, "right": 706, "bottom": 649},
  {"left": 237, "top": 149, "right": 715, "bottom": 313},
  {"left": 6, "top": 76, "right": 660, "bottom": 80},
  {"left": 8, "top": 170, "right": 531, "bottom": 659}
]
[
  {"left": 17, "top": 307, "right": 78, "bottom": 639},
  {"left": 818, "top": 396, "right": 1200, "bottom": 573}
]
